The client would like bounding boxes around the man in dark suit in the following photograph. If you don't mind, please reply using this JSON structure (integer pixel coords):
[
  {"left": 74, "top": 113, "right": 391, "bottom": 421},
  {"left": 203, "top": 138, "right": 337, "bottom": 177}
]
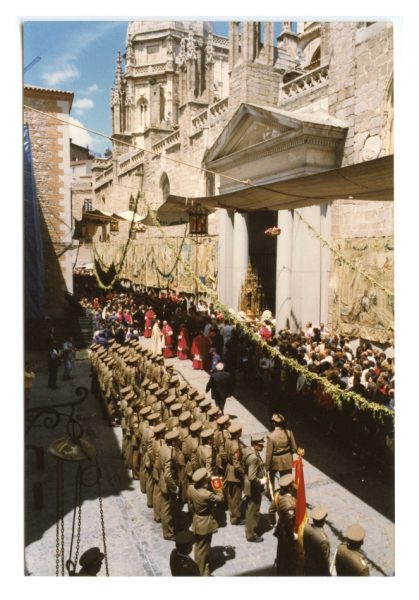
[
  {"left": 169, "top": 530, "right": 201, "bottom": 576},
  {"left": 205, "top": 363, "right": 234, "bottom": 414}
]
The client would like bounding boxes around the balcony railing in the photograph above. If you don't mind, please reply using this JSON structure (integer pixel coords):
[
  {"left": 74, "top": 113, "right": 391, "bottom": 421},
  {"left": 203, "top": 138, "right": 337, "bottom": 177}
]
[{"left": 281, "top": 65, "right": 329, "bottom": 100}]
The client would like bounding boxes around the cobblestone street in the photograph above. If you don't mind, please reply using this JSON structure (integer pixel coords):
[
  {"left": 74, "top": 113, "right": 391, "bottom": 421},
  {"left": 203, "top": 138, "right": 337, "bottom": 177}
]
[{"left": 24, "top": 347, "right": 394, "bottom": 577}]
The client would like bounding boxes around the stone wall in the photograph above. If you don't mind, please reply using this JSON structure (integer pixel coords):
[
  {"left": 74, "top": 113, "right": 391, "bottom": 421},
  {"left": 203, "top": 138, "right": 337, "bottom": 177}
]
[{"left": 24, "top": 88, "right": 73, "bottom": 317}]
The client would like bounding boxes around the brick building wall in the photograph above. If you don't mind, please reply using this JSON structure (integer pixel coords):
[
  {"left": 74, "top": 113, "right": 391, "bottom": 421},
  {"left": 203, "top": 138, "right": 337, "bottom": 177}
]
[{"left": 24, "top": 86, "right": 74, "bottom": 317}]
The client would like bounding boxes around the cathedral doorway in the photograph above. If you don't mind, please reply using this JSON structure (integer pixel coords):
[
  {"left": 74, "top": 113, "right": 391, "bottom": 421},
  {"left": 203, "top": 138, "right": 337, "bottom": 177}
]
[{"left": 247, "top": 211, "right": 277, "bottom": 314}]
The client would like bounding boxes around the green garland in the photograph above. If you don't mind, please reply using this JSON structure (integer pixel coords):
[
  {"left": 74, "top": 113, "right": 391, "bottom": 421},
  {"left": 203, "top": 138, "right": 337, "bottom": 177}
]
[{"left": 143, "top": 196, "right": 394, "bottom": 430}]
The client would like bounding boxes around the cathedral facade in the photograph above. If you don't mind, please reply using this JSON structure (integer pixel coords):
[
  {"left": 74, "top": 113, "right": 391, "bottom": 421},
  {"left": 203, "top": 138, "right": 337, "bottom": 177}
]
[{"left": 74, "top": 20, "right": 394, "bottom": 344}]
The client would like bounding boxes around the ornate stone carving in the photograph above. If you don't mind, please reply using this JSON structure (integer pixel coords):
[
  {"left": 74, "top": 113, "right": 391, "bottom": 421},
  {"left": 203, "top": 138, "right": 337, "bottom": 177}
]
[
  {"left": 205, "top": 31, "right": 214, "bottom": 66},
  {"left": 110, "top": 87, "right": 119, "bottom": 107},
  {"left": 177, "top": 36, "right": 187, "bottom": 69},
  {"left": 186, "top": 27, "right": 197, "bottom": 61},
  {"left": 125, "top": 86, "right": 134, "bottom": 106},
  {"left": 126, "top": 34, "right": 135, "bottom": 68}
]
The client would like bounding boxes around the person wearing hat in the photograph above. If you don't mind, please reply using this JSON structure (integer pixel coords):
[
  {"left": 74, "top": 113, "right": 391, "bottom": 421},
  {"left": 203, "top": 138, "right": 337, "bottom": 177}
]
[
  {"left": 77, "top": 547, "right": 105, "bottom": 577},
  {"left": 196, "top": 429, "right": 217, "bottom": 476},
  {"left": 159, "top": 429, "right": 181, "bottom": 540},
  {"left": 162, "top": 320, "right": 176, "bottom": 359},
  {"left": 242, "top": 434, "right": 267, "bottom": 543},
  {"left": 205, "top": 362, "right": 234, "bottom": 414},
  {"left": 303, "top": 505, "right": 331, "bottom": 576},
  {"left": 187, "top": 467, "right": 224, "bottom": 576},
  {"left": 177, "top": 323, "right": 190, "bottom": 361},
  {"left": 195, "top": 398, "right": 212, "bottom": 429},
  {"left": 143, "top": 412, "right": 161, "bottom": 507},
  {"left": 150, "top": 422, "right": 167, "bottom": 523},
  {"left": 206, "top": 406, "right": 220, "bottom": 432},
  {"left": 183, "top": 421, "right": 203, "bottom": 495},
  {"left": 144, "top": 306, "right": 156, "bottom": 339},
  {"left": 166, "top": 402, "right": 183, "bottom": 431},
  {"left": 225, "top": 422, "right": 245, "bottom": 525},
  {"left": 273, "top": 473, "right": 298, "bottom": 575},
  {"left": 191, "top": 330, "right": 211, "bottom": 371},
  {"left": 335, "top": 524, "right": 369, "bottom": 576},
  {"left": 169, "top": 530, "right": 201, "bottom": 576},
  {"left": 163, "top": 394, "right": 177, "bottom": 422},
  {"left": 213, "top": 415, "right": 231, "bottom": 477},
  {"left": 138, "top": 406, "right": 152, "bottom": 493},
  {"left": 265, "top": 413, "right": 299, "bottom": 526},
  {"left": 177, "top": 411, "right": 192, "bottom": 503},
  {"left": 151, "top": 387, "right": 167, "bottom": 418}
]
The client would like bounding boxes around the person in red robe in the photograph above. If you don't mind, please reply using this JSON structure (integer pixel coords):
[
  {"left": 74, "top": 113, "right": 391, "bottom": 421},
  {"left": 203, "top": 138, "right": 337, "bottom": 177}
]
[
  {"left": 191, "top": 331, "right": 211, "bottom": 370},
  {"left": 177, "top": 324, "right": 190, "bottom": 360},
  {"left": 162, "top": 320, "right": 175, "bottom": 358},
  {"left": 144, "top": 306, "right": 156, "bottom": 338}
]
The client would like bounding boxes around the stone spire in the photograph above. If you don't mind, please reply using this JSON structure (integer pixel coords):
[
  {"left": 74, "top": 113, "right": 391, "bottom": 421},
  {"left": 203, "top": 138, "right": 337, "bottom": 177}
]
[
  {"left": 114, "top": 51, "right": 123, "bottom": 89},
  {"left": 177, "top": 36, "right": 187, "bottom": 70},
  {"left": 126, "top": 35, "right": 135, "bottom": 68},
  {"left": 205, "top": 31, "right": 215, "bottom": 66},
  {"left": 186, "top": 27, "right": 197, "bottom": 61}
]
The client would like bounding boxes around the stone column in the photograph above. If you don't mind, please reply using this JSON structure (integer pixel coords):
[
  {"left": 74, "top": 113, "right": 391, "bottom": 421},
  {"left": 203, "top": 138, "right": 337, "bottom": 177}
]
[
  {"left": 320, "top": 201, "right": 331, "bottom": 325},
  {"left": 233, "top": 212, "right": 249, "bottom": 311},
  {"left": 263, "top": 22, "right": 275, "bottom": 65},
  {"left": 275, "top": 210, "right": 293, "bottom": 329},
  {"left": 217, "top": 209, "right": 235, "bottom": 310}
]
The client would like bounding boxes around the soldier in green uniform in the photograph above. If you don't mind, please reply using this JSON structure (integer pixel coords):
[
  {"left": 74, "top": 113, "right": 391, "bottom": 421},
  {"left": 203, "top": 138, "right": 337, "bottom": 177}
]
[
  {"left": 225, "top": 422, "right": 245, "bottom": 525},
  {"left": 336, "top": 524, "right": 370, "bottom": 576},
  {"left": 273, "top": 473, "right": 298, "bottom": 575},
  {"left": 169, "top": 530, "right": 201, "bottom": 576},
  {"left": 183, "top": 421, "right": 203, "bottom": 501},
  {"left": 243, "top": 434, "right": 267, "bottom": 543},
  {"left": 177, "top": 411, "right": 191, "bottom": 503},
  {"left": 187, "top": 467, "right": 224, "bottom": 576},
  {"left": 303, "top": 505, "right": 331, "bottom": 576},
  {"left": 196, "top": 429, "right": 217, "bottom": 475},
  {"left": 138, "top": 406, "right": 152, "bottom": 493},
  {"left": 214, "top": 414, "right": 230, "bottom": 477},
  {"left": 143, "top": 412, "right": 161, "bottom": 507},
  {"left": 150, "top": 422, "right": 167, "bottom": 523},
  {"left": 159, "top": 429, "right": 181, "bottom": 540}
]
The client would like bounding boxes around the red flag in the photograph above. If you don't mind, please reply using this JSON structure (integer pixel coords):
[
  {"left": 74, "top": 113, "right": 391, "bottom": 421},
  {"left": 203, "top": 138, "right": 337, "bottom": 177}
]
[{"left": 294, "top": 456, "right": 308, "bottom": 545}]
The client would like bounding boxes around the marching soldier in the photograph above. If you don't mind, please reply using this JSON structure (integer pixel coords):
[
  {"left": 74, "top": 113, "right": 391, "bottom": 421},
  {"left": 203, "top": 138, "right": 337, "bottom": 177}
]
[
  {"left": 187, "top": 467, "right": 224, "bottom": 576},
  {"left": 273, "top": 473, "right": 298, "bottom": 575},
  {"left": 213, "top": 415, "right": 230, "bottom": 477},
  {"left": 206, "top": 406, "right": 220, "bottom": 431},
  {"left": 183, "top": 421, "right": 203, "bottom": 496},
  {"left": 138, "top": 406, "right": 152, "bottom": 493},
  {"left": 169, "top": 530, "right": 201, "bottom": 576},
  {"left": 243, "top": 434, "right": 267, "bottom": 543},
  {"left": 159, "top": 429, "right": 181, "bottom": 540},
  {"left": 196, "top": 429, "right": 217, "bottom": 475},
  {"left": 150, "top": 422, "right": 167, "bottom": 523},
  {"left": 143, "top": 412, "right": 161, "bottom": 508},
  {"left": 303, "top": 505, "right": 331, "bottom": 576},
  {"left": 166, "top": 402, "right": 183, "bottom": 431},
  {"left": 335, "top": 524, "right": 370, "bottom": 576},
  {"left": 177, "top": 411, "right": 192, "bottom": 503},
  {"left": 225, "top": 422, "right": 245, "bottom": 525}
]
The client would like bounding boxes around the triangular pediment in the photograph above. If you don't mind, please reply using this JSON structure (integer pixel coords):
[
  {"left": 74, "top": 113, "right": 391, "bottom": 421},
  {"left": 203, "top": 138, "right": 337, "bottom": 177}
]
[{"left": 204, "top": 103, "right": 348, "bottom": 167}]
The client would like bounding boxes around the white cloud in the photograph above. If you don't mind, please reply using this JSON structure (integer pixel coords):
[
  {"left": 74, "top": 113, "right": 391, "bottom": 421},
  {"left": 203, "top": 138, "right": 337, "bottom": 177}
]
[
  {"left": 69, "top": 116, "right": 92, "bottom": 149},
  {"left": 73, "top": 97, "right": 94, "bottom": 115},
  {"left": 85, "top": 84, "right": 100, "bottom": 95},
  {"left": 42, "top": 64, "right": 79, "bottom": 87}
]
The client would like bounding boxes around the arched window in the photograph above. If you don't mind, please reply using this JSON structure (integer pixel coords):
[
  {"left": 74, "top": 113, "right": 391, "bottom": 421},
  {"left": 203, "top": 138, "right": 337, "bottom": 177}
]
[{"left": 160, "top": 172, "right": 170, "bottom": 204}]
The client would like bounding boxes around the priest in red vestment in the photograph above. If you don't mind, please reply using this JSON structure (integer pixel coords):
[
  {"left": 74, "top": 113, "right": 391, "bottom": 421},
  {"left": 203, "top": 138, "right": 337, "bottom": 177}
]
[
  {"left": 177, "top": 325, "right": 190, "bottom": 360},
  {"left": 144, "top": 306, "right": 156, "bottom": 338},
  {"left": 162, "top": 320, "right": 175, "bottom": 358},
  {"left": 191, "top": 331, "right": 211, "bottom": 370}
]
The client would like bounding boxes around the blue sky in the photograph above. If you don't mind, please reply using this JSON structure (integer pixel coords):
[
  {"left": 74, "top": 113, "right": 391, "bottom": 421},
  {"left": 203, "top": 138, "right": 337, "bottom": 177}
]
[{"left": 23, "top": 20, "right": 289, "bottom": 155}]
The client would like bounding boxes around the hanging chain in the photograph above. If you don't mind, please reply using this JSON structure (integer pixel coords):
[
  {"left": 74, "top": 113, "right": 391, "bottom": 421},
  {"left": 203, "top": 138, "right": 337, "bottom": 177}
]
[
  {"left": 60, "top": 462, "right": 65, "bottom": 577},
  {"left": 75, "top": 475, "right": 82, "bottom": 567},
  {"left": 96, "top": 461, "right": 109, "bottom": 576},
  {"left": 55, "top": 461, "right": 60, "bottom": 577}
]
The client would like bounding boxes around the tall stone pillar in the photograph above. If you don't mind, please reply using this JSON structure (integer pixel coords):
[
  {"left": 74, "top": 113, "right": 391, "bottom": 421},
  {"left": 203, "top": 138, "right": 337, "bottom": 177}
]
[
  {"left": 320, "top": 202, "right": 331, "bottom": 325},
  {"left": 263, "top": 22, "right": 275, "bottom": 65},
  {"left": 233, "top": 212, "right": 249, "bottom": 311},
  {"left": 275, "top": 210, "right": 293, "bottom": 329},
  {"left": 217, "top": 209, "right": 235, "bottom": 309},
  {"left": 228, "top": 22, "right": 240, "bottom": 72}
]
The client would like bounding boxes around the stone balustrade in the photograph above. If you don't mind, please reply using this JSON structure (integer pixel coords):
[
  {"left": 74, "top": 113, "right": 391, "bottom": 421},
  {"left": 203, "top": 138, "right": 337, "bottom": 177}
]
[
  {"left": 191, "top": 97, "right": 229, "bottom": 134},
  {"left": 152, "top": 130, "right": 180, "bottom": 154},
  {"left": 118, "top": 150, "right": 145, "bottom": 174},
  {"left": 281, "top": 65, "right": 329, "bottom": 99}
]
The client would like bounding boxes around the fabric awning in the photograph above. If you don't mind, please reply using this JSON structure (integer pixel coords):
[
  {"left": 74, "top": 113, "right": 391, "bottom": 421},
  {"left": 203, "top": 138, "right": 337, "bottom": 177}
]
[
  {"left": 153, "top": 194, "right": 216, "bottom": 225},
  {"left": 113, "top": 210, "right": 147, "bottom": 223},
  {"left": 191, "top": 155, "right": 393, "bottom": 212},
  {"left": 82, "top": 209, "right": 116, "bottom": 222}
]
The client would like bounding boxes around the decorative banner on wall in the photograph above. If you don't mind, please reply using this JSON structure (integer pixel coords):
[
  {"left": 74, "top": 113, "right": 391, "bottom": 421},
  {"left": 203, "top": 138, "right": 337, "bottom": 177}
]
[
  {"left": 330, "top": 236, "right": 394, "bottom": 344},
  {"left": 93, "top": 232, "right": 218, "bottom": 293}
]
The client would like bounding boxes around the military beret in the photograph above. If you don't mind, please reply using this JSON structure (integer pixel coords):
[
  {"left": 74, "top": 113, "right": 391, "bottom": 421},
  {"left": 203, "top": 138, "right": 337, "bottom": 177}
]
[
  {"left": 154, "top": 422, "right": 167, "bottom": 435},
  {"left": 147, "top": 412, "right": 160, "bottom": 422},
  {"left": 201, "top": 428, "right": 214, "bottom": 440},
  {"left": 139, "top": 406, "right": 152, "bottom": 417},
  {"left": 192, "top": 467, "right": 209, "bottom": 483},
  {"left": 154, "top": 388, "right": 167, "bottom": 397},
  {"left": 279, "top": 473, "right": 294, "bottom": 488},
  {"left": 199, "top": 399, "right": 211, "bottom": 409},
  {"left": 251, "top": 433, "right": 265, "bottom": 445},
  {"left": 165, "top": 429, "right": 179, "bottom": 442},
  {"left": 79, "top": 547, "right": 104, "bottom": 567},
  {"left": 217, "top": 415, "right": 230, "bottom": 426},
  {"left": 190, "top": 421, "right": 203, "bottom": 433},
  {"left": 346, "top": 524, "right": 365, "bottom": 543},
  {"left": 208, "top": 407, "right": 219, "bottom": 417},
  {"left": 312, "top": 506, "right": 328, "bottom": 522},
  {"left": 272, "top": 413, "right": 285, "bottom": 425},
  {"left": 171, "top": 403, "right": 183, "bottom": 413},
  {"left": 228, "top": 422, "right": 242, "bottom": 435},
  {"left": 148, "top": 383, "right": 158, "bottom": 392},
  {"left": 179, "top": 411, "right": 192, "bottom": 423},
  {"left": 120, "top": 386, "right": 132, "bottom": 395},
  {"left": 174, "top": 530, "right": 195, "bottom": 547}
]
